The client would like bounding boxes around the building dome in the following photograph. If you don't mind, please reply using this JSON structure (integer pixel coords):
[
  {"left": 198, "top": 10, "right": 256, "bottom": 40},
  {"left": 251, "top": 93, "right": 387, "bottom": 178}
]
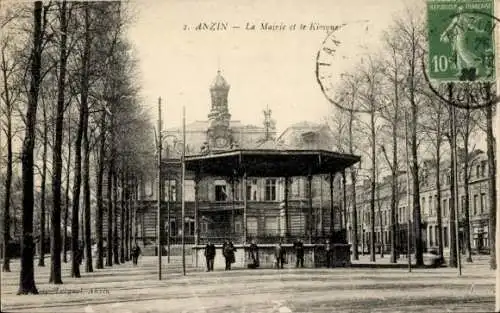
[{"left": 210, "top": 70, "right": 230, "bottom": 90}]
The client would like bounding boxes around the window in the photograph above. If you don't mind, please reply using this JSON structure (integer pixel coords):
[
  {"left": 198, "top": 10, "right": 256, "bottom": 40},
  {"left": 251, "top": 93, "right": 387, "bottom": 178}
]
[
  {"left": 264, "top": 217, "right": 279, "bottom": 236},
  {"left": 215, "top": 180, "right": 227, "bottom": 201},
  {"left": 184, "top": 218, "right": 195, "bottom": 236},
  {"left": 429, "top": 225, "right": 434, "bottom": 246},
  {"left": 422, "top": 197, "right": 426, "bottom": 215},
  {"left": 434, "top": 195, "right": 438, "bottom": 214},
  {"left": 461, "top": 195, "right": 466, "bottom": 216},
  {"left": 247, "top": 217, "right": 258, "bottom": 236},
  {"left": 265, "top": 179, "right": 277, "bottom": 201},
  {"left": 481, "top": 161, "right": 487, "bottom": 177},
  {"left": 145, "top": 179, "right": 154, "bottom": 197},
  {"left": 169, "top": 219, "right": 177, "bottom": 237},
  {"left": 291, "top": 179, "right": 299, "bottom": 197},
  {"left": 246, "top": 179, "right": 258, "bottom": 201},
  {"left": 443, "top": 199, "right": 447, "bottom": 217},
  {"left": 481, "top": 193, "right": 486, "bottom": 214},
  {"left": 476, "top": 165, "right": 481, "bottom": 178},
  {"left": 164, "top": 180, "right": 176, "bottom": 202},
  {"left": 473, "top": 194, "right": 478, "bottom": 215},
  {"left": 429, "top": 197, "right": 433, "bottom": 216},
  {"left": 184, "top": 180, "right": 195, "bottom": 202},
  {"left": 200, "top": 221, "right": 208, "bottom": 233},
  {"left": 233, "top": 181, "right": 242, "bottom": 200},
  {"left": 235, "top": 220, "right": 242, "bottom": 234}
]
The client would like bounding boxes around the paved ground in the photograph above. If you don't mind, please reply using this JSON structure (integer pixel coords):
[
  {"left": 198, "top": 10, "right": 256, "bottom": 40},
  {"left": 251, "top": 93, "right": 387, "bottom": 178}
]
[{"left": 0, "top": 255, "right": 495, "bottom": 313}]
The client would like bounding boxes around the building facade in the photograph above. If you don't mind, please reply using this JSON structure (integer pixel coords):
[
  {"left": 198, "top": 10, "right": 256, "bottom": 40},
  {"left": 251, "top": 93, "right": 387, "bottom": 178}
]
[{"left": 345, "top": 151, "right": 491, "bottom": 255}]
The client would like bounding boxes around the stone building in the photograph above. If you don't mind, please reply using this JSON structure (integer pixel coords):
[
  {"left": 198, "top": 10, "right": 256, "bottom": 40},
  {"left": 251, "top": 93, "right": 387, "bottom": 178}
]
[{"left": 345, "top": 150, "right": 491, "bottom": 255}]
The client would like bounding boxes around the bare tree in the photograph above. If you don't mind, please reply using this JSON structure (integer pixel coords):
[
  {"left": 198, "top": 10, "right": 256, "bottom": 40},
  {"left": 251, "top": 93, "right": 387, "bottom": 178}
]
[
  {"left": 0, "top": 23, "right": 23, "bottom": 273},
  {"left": 18, "top": 1, "right": 44, "bottom": 294},
  {"left": 334, "top": 74, "right": 365, "bottom": 260},
  {"left": 419, "top": 86, "right": 447, "bottom": 261},
  {"left": 455, "top": 84, "right": 478, "bottom": 263},
  {"left": 393, "top": 10, "right": 426, "bottom": 266},
  {"left": 379, "top": 27, "right": 407, "bottom": 263}
]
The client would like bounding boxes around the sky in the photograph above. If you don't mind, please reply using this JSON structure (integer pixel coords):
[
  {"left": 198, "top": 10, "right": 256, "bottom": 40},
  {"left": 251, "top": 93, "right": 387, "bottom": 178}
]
[{"left": 127, "top": 0, "right": 420, "bottom": 134}]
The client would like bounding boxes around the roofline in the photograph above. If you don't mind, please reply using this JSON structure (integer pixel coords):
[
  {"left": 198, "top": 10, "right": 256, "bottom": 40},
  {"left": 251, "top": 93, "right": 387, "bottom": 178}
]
[{"left": 185, "top": 148, "right": 361, "bottom": 162}]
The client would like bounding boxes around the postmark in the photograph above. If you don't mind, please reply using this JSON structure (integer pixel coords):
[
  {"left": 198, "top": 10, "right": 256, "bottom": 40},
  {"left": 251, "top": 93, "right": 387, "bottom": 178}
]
[{"left": 315, "top": 21, "right": 373, "bottom": 114}]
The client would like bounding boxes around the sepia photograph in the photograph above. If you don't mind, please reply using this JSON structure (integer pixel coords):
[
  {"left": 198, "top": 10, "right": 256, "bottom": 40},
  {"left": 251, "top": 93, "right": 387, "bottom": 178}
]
[{"left": 0, "top": 0, "right": 499, "bottom": 312}]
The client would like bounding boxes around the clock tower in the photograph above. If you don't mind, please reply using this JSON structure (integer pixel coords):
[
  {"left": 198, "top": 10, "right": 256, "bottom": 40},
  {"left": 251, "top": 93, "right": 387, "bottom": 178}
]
[{"left": 207, "top": 70, "right": 233, "bottom": 151}]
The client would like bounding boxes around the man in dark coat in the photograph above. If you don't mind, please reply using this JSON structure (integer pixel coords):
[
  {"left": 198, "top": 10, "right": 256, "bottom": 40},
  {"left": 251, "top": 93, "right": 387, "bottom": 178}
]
[
  {"left": 131, "top": 243, "right": 141, "bottom": 266},
  {"left": 248, "top": 239, "right": 259, "bottom": 269},
  {"left": 293, "top": 239, "right": 304, "bottom": 268},
  {"left": 325, "top": 239, "right": 333, "bottom": 268},
  {"left": 223, "top": 240, "right": 236, "bottom": 270},
  {"left": 204, "top": 241, "right": 216, "bottom": 272},
  {"left": 275, "top": 242, "right": 286, "bottom": 269}
]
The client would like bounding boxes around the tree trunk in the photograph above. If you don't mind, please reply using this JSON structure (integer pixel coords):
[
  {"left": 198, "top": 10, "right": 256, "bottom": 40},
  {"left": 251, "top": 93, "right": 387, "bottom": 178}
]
[
  {"left": 462, "top": 108, "right": 472, "bottom": 263},
  {"left": 389, "top": 64, "right": 399, "bottom": 264},
  {"left": 70, "top": 2, "right": 91, "bottom": 278},
  {"left": 113, "top": 173, "right": 120, "bottom": 264},
  {"left": 410, "top": 83, "right": 423, "bottom": 266},
  {"left": 390, "top": 115, "right": 399, "bottom": 263},
  {"left": 106, "top": 148, "right": 113, "bottom": 266},
  {"left": 49, "top": 0, "right": 67, "bottom": 282},
  {"left": 447, "top": 85, "right": 458, "bottom": 268},
  {"left": 38, "top": 95, "right": 48, "bottom": 268},
  {"left": 70, "top": 103, "right": 84, "bottom": 279},
  {"left": 63, "top": 119, "right": 71, "bottom": 263},
  {"left": 370, "top": 109, "right": 376, "bottom": 262},
  {"left": 124, "top": 175, "right": 130, "bottom": 261},
  {"left": 95, "top": 112, "right": 106, "bottom": 269},
  {"left": 436, "top": 128, "right": 444, "bottom": 260},
  {"left": 18, "top": 1, "right": 42, "bottom": 295},
  {"left": 63, "top": 118, "right": 71, "bottom": 263},
  {"left": 83, "top": 121, "right": 92, "bottom": 272},
  {"left": 120, "top": 172, "right": 125, "bottom": 263},
  {"left": 1, "top": 36, "right": 13, "bottom": 273},
  {"left": 485, "top": 84, "right": 496, "bottom": 270},
  {"left": 349, "top": 110, "right": 359, "bottom": 260},
  {"left": 378, "top": 195, "right": 384, "bottom": 258}
]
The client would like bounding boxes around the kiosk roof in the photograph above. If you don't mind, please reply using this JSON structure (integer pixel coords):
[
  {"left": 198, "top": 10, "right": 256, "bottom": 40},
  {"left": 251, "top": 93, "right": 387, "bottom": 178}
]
[{"left": 184, "top": 149, "right": 360, "bottom": 177}]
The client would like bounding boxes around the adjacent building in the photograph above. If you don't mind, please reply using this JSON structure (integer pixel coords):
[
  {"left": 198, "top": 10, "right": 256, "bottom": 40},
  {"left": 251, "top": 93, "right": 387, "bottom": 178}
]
[{"left": 345, "top": 151, "right": 491, "bottom": 255}]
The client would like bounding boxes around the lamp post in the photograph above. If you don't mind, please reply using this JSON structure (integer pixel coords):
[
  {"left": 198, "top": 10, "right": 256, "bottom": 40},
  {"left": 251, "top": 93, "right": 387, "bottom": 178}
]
[
  {"left": 181, "top": 106, "right": 186, "bottom": 276},
  {"left": 155, "top": 97, "right": 163, "bottom": 281}
]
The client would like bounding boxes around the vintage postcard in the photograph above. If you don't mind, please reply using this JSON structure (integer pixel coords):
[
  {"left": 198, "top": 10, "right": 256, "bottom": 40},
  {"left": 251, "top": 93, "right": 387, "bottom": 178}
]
[{"left": 0, "top": 0, "right": 499, "bottom": 312}]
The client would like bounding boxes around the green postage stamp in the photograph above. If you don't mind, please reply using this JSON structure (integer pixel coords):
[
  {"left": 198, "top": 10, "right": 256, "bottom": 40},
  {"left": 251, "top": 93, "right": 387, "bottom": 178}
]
[{"left": 427, "top": 0, "right": 496, "bottom": 82}]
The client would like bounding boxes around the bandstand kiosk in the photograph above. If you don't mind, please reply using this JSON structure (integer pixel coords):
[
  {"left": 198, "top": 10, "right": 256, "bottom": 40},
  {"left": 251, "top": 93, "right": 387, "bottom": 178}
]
[{"left": 185, "top": 149, "right": 360, "bottom": 269}]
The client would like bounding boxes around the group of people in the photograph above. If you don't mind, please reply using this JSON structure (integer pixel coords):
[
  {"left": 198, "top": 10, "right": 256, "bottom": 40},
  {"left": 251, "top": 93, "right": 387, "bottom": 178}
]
[
  {"left": 204, "top": 238, "right": 310, "bottom": 271},
  {"left": 204, "top": 240, "right": 237, "bottom": 271}
]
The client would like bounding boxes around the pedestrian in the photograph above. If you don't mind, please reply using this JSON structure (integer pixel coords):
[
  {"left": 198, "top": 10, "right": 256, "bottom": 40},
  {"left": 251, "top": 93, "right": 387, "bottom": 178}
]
[
  {"left": 248, "top": 239, "right": 259, "bottom": 269},
  {"left": 275, "top": 242, "right": 285, "bottom": 269},
  {"left": 293, "top": 239, "right": 304, "bottom": 268},
  {"left": 131, "top": 243, "right": 141, "bottom": 266},
  {"left": 223, "top": 240, "right": 235, "bottom": 270},
  {"left": 325, "top": 239, "right": 333, "bottom": 268},
  {"left": 204, "top": 241, "right": 216, "bottom": 272}
]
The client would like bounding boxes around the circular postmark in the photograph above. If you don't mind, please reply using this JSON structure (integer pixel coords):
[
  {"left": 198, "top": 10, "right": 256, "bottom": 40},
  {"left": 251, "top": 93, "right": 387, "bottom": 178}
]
[
  {"left": 423, "top": 5, "right": 499, "bottom": 110},
  {"left": 315, "top": 20, "right": 376, "bottom": 114}
]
